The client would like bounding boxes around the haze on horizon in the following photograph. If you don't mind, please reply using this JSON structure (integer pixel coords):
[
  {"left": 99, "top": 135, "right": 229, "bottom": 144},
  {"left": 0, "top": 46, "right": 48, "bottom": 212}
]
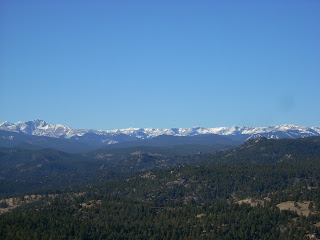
[{"left": 1, "top": 1, "right": 319, "bottom": 130}]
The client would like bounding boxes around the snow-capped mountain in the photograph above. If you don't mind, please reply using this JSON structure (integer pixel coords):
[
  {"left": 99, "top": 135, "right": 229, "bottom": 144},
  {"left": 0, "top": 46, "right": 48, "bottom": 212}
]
[{"left": 1, "top": 120, "right": 320, "bottom": 148}]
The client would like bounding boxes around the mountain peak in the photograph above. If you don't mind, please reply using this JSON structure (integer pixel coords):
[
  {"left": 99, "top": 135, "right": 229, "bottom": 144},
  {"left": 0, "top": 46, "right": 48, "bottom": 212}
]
[
  {"left": 31, "top": 119, "right": 47, "bottom": 126},
  {"left": 0, "top": 121, "right": 12, "bottom": 127}
]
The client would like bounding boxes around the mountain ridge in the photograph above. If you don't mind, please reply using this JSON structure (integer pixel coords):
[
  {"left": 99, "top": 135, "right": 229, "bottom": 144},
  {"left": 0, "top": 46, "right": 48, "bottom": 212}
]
[
  {"left": 1, "top": 120, "right": 319, "bottom": 151},
  {"left": 1, "top": 119, "right": 320, "bottom": 139}
]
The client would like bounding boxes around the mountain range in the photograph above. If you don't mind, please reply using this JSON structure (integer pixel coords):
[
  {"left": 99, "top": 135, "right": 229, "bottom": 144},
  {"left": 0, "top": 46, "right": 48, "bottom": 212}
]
[{"left": 0, "top": 119, "right": 319, "bottom": 152}]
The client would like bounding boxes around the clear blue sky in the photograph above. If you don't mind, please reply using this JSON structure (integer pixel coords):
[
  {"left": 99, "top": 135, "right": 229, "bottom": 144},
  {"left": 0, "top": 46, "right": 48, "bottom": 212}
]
[{"left": 1, "top": 1, "right": 319, "bottom": 130}]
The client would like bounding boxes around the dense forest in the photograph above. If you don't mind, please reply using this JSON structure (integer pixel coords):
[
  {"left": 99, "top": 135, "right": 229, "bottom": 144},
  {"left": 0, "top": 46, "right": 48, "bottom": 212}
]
[{"left": 1, "top": 137, "right": 320, "bottom": 239}]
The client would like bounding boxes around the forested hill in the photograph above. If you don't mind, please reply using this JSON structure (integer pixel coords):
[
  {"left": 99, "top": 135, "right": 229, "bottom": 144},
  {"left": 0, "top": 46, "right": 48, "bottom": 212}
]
[
  {"left": 1, "top": 142, "right": 320, "bottom": 239},
  {"left": 206, "top": 136, "right": 320, "bottom": 163},
  {"left": 1, "top": 136, "right": 320, "bottom": 197}
]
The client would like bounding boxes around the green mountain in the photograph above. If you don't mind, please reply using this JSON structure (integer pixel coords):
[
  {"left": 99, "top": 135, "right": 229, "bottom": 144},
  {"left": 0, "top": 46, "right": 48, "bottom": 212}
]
[
  {"left": 1, "top": 137, "right": 320, "bottom": 239},
  {"left": 1, "top": 136, "right": 320, "bottom": 197}
]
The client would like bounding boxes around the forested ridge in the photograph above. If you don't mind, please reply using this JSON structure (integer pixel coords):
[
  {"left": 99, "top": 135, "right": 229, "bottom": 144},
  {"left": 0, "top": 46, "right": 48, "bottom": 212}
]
[{"left": 1, "top": 137, "right": 320, "bottom": 239}]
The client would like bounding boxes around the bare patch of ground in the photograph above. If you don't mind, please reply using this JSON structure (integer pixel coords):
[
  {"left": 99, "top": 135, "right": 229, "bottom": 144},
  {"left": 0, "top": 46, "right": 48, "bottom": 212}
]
[
  {"left": 95, "top": 153, "right": 114, "bottom": 159},
  {"left": 79, "top": 200, "right": 102, "bottom": 209},
  {"left": 237, "top": 198, "right": 264, "bottom": 207},
  {"left": 0, "top": 192, "right": 85, "bottom": 215},
  {"left": 166, "top": 178, "right": 186, "bottom": 186},
  {"left": 314, "top": 222, "right": 320, "bottom": 228},
  {"left": 264, "top": 197, "right": 271, "bottom": 201},
  {"left": 0, "top": 194, "right": 57, "bottom": 215},
  {"left": 276, "top": 201, "right": 312, "bottom": 216},
  {"left": 140, "top": 172, "right": 156, "bottom": 179}
]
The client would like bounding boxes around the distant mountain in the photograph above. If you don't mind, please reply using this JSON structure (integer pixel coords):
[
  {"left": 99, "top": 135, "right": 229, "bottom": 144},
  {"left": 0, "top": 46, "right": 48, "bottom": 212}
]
[
  {"left": 0, "top": 120, "right": 319, "bottom": 152},
  {"left": 0, "top": 130, "right": 99, "bottom": 153},
  {"left": 103, "top": 134, "right": 241, "bottom": 148}
]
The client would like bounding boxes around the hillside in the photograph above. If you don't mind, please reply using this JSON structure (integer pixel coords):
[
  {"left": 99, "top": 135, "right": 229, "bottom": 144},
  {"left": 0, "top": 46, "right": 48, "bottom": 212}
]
[
  {"left": 1, "top": 136, "right": 320, "bottom": 197},
  {"left": 1, "top": 145, "right": 320, "bottom": 239}
]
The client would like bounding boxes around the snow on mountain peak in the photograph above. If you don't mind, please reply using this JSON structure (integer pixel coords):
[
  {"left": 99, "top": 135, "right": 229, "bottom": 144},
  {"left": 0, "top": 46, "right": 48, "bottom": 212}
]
[
  {"left": 0, "top": 121, "right": 12, "bottom": 127},
  {"left": 31, "top": 119, "right": 47, "bottom": 126},
  {"left": 0, "top": 120, "right": 319, "bottom": 145}
]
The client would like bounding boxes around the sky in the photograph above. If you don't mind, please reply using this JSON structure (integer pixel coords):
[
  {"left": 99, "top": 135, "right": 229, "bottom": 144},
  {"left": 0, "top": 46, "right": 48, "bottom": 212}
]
[{"left": 0, "top": 0, "right": 319, "bottom": 130}]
